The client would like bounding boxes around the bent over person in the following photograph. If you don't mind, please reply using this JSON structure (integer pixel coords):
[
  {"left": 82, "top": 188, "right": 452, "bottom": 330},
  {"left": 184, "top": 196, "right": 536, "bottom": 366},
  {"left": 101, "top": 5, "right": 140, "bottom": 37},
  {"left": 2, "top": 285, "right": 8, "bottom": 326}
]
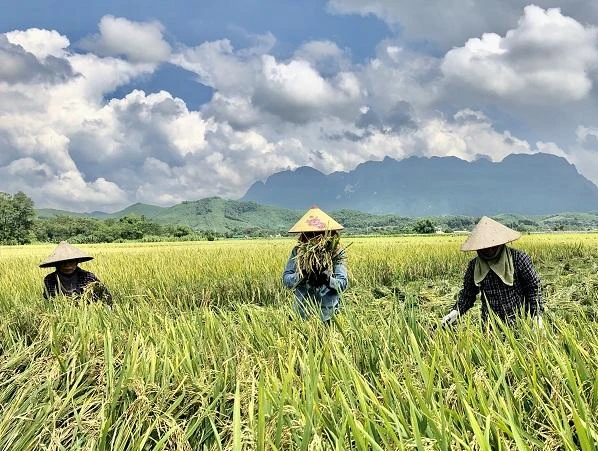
[
  {"left": 40, "top": 241, "right": 112, "bottom": 303},
  {"left": 283, "top": 206, "right": 349, "bottom": 324},
  {"left": 441, "top": 217, "right": 543, "bottom": 328}
]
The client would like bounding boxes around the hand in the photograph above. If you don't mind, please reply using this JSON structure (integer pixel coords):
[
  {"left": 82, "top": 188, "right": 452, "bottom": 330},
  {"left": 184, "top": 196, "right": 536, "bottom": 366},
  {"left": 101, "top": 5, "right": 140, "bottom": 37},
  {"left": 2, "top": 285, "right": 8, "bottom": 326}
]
[
  {"left": 316, "top": 270, "right": 332, "bottom": 286},
  {"left": 440, "top": 310, "right": 460, "bottom": 328},
  {"left": 532, "top": 316, "right": 545, "bottom": 334},
  {"left": 306, "top": 272, "right": 319, "bottom": 286}
]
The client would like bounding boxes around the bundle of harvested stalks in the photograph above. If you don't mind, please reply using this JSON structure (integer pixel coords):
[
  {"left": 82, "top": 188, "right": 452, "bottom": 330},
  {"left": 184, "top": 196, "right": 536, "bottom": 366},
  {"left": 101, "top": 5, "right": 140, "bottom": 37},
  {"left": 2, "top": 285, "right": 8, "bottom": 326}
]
[
  {"left": 295, "top": 232, "right": 349, "bottom": 279},
  {"left": 81, "top": 281, "right": 112, "bottom": 304}
]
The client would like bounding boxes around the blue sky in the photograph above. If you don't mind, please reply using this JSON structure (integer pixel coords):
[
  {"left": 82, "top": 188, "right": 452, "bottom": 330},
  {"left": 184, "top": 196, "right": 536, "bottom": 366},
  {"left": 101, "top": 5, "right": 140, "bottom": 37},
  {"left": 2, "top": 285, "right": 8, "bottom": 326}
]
[
  {"left": 1, "top": 0, "right": 391, "bottom": 109},
  {"left": 1, "top": 0, "right": 597, "bottom": 210}
]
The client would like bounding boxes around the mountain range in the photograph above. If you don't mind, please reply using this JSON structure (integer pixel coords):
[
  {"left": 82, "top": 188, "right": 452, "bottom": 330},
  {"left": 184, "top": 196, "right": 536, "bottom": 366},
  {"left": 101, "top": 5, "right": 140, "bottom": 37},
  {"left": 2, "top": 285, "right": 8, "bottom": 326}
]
[{"left": 243, "top": 153, "right": 598, "bottom": 216}]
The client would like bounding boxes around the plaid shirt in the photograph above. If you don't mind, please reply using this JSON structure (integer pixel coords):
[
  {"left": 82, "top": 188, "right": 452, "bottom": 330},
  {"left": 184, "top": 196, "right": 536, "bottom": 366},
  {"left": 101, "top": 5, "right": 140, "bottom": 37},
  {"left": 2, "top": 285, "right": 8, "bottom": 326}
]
[
  {"left": 43, "top": 267, "right": 112, "bottom": 302},
  {"left": 453, "top": 248, "right": 543, "bottom": 323}
]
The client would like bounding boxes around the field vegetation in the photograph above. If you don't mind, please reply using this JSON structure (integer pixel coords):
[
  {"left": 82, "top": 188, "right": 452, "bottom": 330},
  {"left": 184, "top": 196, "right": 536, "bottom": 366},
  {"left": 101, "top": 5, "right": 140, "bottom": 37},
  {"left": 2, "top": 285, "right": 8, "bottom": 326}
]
[{"left": 0, "top": 234, "right": 597, "bottom": 449}]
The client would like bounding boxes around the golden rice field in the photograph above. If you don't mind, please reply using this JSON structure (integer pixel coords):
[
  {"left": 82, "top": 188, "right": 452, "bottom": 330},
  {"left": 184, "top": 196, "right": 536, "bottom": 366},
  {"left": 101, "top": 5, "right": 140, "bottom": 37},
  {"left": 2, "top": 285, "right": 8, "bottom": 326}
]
[{"left": 0, "top": 234, "right": 597, "bottom": 450}]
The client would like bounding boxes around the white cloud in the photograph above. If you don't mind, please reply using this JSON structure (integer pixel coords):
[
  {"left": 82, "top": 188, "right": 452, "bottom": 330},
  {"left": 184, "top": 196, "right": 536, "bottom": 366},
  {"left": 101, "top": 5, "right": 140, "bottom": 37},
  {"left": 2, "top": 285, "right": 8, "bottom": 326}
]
[
  {"left": 360, "top": 42, "right": 440, "bottom": 114},
  {"left": 80, "top": 15, "right": 171, "bottom": 63},
  {"left": 327, "top": 0, "right": 598, "bottom": 49},
  {"left": 252, "top": 55, "right": 362, "bottom": 123},
  {"left": 171, "top": 39, "right": 259, "bottom": 94},
  {"left": 294, "top": 40, "right": 350, "bottom": 75},
  {"left": 6, "top": 28, "right": 70, "bottom": 58},
  {"left": 0, "top": 34, "right": 74, "bottom": 84},
  {"left": 441, "top": 6, "right": 598, "bottom": 104},
  {"left": 1, "top": 16, "right": 597, "bottom": 213}
]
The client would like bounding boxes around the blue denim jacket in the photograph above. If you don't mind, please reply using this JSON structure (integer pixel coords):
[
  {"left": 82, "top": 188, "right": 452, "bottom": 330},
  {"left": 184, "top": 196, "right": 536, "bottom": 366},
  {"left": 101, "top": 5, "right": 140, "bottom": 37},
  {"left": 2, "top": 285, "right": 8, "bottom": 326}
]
[{"left": 282, "top": 246, "right": 349, "bottom": 321}]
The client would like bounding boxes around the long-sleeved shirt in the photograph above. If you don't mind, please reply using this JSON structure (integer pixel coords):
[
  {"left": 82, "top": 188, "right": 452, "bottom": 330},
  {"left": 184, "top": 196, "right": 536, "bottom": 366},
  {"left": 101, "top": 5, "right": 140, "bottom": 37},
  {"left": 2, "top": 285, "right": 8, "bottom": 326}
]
[
  {"left": 282, "top": 247, "right": 349, "bottom": 321},
  {"left": 43, "top": 267, "right": 112, "bottom": 303},
  {"left": 453, "top": 248, "right": 543, "bottom": 323}
]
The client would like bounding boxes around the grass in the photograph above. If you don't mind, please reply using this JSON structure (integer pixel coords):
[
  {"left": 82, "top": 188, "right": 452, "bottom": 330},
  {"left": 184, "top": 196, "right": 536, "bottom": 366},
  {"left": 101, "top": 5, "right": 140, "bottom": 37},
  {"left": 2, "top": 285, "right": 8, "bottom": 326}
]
[{"left": 0, "top": 234, "right": 596, "bottom": 449}]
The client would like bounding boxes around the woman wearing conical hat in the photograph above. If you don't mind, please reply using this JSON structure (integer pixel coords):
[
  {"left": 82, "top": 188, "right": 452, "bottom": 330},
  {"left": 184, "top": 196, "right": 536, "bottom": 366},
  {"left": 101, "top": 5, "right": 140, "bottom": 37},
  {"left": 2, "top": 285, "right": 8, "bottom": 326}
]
[
  {"left": 441, "top": 217, "right": 543, "bottom": 328},
  {"left": 40, "top": 242, "right": 112, "bottom": 303},
  {"left": 282, "top": 206, "right": 349, "bottom": 324}
]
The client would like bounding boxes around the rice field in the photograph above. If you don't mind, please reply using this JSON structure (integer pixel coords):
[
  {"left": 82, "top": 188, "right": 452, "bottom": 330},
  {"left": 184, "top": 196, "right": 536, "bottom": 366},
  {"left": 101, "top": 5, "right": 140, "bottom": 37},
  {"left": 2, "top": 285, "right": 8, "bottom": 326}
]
[{"left": 0, "top": 234, "right": 597, "bottom": 450}]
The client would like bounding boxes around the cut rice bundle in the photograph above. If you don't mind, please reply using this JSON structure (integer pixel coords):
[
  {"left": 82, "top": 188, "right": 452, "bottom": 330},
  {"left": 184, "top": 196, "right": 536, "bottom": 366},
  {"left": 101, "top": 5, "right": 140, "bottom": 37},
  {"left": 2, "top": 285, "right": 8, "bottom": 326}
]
[{"left": 295, "top": 232, "right": 348, "bottom": 278}]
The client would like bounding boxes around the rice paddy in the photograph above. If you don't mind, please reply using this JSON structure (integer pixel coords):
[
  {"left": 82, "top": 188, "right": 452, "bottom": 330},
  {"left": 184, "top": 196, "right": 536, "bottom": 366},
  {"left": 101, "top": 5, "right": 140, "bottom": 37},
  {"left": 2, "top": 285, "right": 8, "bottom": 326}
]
[{"left": 0, "top": 234, "right": 597, "bottom": 450}]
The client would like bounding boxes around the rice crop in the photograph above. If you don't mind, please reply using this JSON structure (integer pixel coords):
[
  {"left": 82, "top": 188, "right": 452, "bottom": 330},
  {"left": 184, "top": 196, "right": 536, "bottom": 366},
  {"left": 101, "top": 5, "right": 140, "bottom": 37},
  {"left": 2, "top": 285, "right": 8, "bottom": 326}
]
[
  {"left": 0, "top": 234, "right": 596, "bottom": 450},
  {"left": 294, "top": 232, "right": 347, "bottom": 279}
]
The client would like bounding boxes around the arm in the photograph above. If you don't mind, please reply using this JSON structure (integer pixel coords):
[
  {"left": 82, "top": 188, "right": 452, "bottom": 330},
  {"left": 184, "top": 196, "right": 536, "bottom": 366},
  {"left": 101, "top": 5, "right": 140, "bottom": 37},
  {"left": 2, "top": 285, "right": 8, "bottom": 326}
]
[
  {"left": 327, "top": 251, "right": 348, "bottom": 293},
  {"left": 517, "top": 252, "right": 543, "bottom": 318},
  {"left": 282, "top": 248, "right": 302, "bottom": 289},
  {"left": 452, "top": 259, "right": 480, "bottom": 316},
  {"left": 84, "top": 272, "right": 113, "bottom": 303},
  {"left": 43, "top": 274, "right": 56, "bottom": 299}
]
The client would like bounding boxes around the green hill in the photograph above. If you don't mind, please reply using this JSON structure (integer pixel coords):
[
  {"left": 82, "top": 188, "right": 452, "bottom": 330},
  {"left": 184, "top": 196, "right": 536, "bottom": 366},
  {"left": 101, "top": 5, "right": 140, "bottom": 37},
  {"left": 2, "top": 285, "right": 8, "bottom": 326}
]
[
  {"left": 148, "top": 197, "right": 301, "bottom": 233},
  {"left": 110, "top": 202, "right": 168, "bottom": 218},
  {"left": 36, "top": 208, "right": 108, "bottom": 219},
  {"left": 35, "top": 198, "right": 598, "bottom": 235},
  {"left": 36, "top": 198, "right": 302, "bottom": 234}
]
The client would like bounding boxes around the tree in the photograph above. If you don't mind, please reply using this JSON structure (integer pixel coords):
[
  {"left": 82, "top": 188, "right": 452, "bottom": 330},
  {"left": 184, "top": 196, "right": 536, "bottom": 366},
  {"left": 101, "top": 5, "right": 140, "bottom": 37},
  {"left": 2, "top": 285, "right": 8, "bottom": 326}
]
[
  {"left": 413, "top": 219, "right": 435, "bottom": 234},
  {"left": 0, "top": 191, "right": 36, "bottom": 244}
]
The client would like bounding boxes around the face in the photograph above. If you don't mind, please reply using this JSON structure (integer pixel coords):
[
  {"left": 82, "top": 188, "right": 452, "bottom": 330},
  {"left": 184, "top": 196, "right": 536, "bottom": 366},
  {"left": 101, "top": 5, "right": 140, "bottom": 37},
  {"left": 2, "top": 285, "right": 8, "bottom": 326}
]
[
  {"left": 477, "top": 245, "right": 502, "bottom": 260},
  {"left": 58, "top": 261, "right": 78, "bottom": 275},
  {"left": 300, "top": 231, "right": 325, "bottom": 242}
]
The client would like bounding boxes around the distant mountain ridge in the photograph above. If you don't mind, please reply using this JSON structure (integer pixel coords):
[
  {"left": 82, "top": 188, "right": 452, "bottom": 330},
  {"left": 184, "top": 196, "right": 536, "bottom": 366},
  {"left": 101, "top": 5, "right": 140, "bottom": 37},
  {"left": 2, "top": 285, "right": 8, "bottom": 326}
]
[{"left": 242, "top": 153, "right": 598, "bottom": 216}]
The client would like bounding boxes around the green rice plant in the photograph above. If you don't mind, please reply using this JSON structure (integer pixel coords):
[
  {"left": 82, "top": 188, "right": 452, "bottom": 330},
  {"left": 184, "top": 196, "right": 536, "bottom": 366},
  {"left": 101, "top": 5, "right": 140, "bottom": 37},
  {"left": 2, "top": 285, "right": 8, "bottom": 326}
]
[{"left": 0, "top": 234, "right": 596, "bottom": 449}]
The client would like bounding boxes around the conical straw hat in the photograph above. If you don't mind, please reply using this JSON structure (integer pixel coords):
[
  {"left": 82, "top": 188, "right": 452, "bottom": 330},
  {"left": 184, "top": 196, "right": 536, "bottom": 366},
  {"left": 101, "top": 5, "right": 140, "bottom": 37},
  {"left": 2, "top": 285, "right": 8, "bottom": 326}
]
[
  {"left": 288, "top": 206, "right": 344, "bottom": 233},
  {"left": 461, "top": 216, "right": 521, "bottom": 251},
  {"left": 39, "top": 241, "right": 94, "bottom": 268}
]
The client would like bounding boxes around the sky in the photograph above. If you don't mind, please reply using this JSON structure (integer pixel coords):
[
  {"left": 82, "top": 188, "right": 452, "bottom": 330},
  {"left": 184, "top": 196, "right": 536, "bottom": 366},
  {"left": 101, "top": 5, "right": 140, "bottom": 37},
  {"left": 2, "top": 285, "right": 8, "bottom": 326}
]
[{"left": 1, "top": 0, "right": 598, "bottom": 212}]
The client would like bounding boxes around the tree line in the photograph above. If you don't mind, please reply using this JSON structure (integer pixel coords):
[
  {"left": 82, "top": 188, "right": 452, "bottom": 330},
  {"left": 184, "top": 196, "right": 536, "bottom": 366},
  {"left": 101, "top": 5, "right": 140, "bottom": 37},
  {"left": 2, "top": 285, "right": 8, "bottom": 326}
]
[
  {"left": 0, "top": 192, "right": 202, "bottom": 245},
  {"left": 1, "top": 191, "right": 598, "bottom": 245}
]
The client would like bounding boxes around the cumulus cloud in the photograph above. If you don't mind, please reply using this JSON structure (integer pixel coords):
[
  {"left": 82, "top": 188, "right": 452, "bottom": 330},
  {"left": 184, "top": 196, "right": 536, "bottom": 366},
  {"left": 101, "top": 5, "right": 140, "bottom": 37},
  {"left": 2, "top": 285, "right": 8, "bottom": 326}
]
[
  {"left": 441, "top": 6, "right": 598, "bottom": 104},
  {"left": 252, "top": 55, "right": 362, "bottom": 123},
  {"left": 80, "top": 15, "right": 171, "bottom": 63},
  {"left": 0, "top": 157, "right": 127, "bottom": 211},
  {"left": 327, "top": 0, "right": 598, "bottom": 49},
  {"left": 171, "top": 39, "right": 260, "bottom": 94},
  {"left": 0, "top": 35, "right": 74, "bottom": 84},
  {"left": 173, "top": 38, "right": 363, "bottom": 124},
  {"left": 6, "top": 28, "right": 70, "bottom": 58},
  {"left": 1, "top": 14, "right": 597, "bottom": 213},
  {"left": 293, "top": 40, "right": 351, "bottom": 75}
]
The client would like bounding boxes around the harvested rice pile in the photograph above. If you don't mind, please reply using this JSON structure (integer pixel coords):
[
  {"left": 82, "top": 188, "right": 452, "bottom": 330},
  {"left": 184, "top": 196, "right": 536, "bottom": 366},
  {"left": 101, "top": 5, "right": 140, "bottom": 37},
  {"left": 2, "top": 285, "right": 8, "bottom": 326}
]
[{"left": 295, "top": 233, "right": 348, "bottom": 278}]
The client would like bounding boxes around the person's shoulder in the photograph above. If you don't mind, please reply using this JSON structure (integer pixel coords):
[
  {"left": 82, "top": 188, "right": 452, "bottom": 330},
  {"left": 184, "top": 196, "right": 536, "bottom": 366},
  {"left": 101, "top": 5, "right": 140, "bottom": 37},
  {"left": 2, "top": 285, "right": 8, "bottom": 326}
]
[
  {"left": 43, "top": 271, "right": 57, "bottom": 282},
  {"left": 77, "top": 267, "right": 98, "bottom": 280},
  {"left": 510, "top": 248, "right": 537, "bottom": 269},
  {"left": 510, "top": 247, "right": 531, "bottom": 261}
]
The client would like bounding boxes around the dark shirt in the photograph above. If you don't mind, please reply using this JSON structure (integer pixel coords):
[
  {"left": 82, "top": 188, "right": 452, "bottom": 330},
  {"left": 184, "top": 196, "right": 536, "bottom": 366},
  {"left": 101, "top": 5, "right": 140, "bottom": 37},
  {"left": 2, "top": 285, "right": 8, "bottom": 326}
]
[
  {"left": 453, "top": 248, "right": 543, "bottom": 323},
  {"left": 43, "top": 267, "right": 112, "bottom": 303}
]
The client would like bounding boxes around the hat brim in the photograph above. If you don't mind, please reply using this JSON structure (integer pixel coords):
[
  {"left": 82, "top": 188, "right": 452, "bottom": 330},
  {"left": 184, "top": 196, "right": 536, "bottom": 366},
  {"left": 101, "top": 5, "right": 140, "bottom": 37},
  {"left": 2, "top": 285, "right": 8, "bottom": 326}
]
[
  {"left": 461, "top": 237, "right": 519, "bottom": 251},
  {"left": 39, "top": 256, "right": 94, "bottom": 268},
  {"left": 460, "top": 216, "right": 522, "bottom": 251}
]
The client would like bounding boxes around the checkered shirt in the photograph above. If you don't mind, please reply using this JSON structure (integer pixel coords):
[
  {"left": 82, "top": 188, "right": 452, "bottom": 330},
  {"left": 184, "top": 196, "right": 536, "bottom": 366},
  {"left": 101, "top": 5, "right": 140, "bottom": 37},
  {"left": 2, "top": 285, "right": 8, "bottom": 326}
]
[{"left": 453, "top": 248, "right": 543, "bottom": 323}]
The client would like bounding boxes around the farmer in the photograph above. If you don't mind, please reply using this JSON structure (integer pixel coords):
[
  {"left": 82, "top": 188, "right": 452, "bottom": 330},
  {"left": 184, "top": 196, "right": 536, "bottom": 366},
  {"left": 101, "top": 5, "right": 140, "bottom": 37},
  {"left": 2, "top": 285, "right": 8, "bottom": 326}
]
[
  {"left": 40, "top": 241, "right": 112, "bottom": 303},
  {"left": 441, "top": 216, "right": 543, "bottom": 329},
  {"left": 282, "top": 206, "right": 348, "bottom": 324}
]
